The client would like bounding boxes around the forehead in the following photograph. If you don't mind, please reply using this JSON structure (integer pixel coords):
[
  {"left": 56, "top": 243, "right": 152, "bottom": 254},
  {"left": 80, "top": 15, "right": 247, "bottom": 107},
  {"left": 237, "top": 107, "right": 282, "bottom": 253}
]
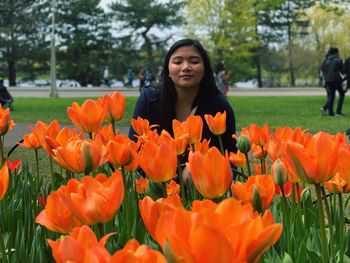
[{"left": 170, "top": 46, "right": 202, "bottom": 59}]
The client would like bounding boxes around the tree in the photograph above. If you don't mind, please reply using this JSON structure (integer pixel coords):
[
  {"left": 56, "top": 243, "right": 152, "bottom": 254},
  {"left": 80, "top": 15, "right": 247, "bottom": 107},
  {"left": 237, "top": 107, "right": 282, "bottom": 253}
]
[
  {"left": 55, "top": 0, "right": 113, "bottom": 86},
  {"left": 0, "top": 0, "right": 48, "bottom": 85},
  {"left": 184, "top": 0, "right": 259, "bottom": 81},
  {"left": 266, "top": 0, "right": 316, "bottom": 86},
  {"left": 110, "top": 0, "right": 185, "bottom": 73}
]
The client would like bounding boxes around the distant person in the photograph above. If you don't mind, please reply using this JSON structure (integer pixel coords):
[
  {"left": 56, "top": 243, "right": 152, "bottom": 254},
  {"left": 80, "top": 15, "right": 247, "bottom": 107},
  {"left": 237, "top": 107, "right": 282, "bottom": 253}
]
[
  {"left": 126, "top": 67, "right": 134, "bottom": 88},
  {"left": 320, "top": 47, "right": 345, "bottom": 116},
  {"left": 215, "top": 61, "right": 230, "bottom": 97},
  {"left": 344, "top": 56, "right": 350, "bottom": 92},
  {"left": 143, "top": 69, "right": 153, "bottom": 89},
  {"left": 320, "top": 49, "right": 332, "bottom": 114},
  {"left": 0, "top": 75, "right": 14, "bottom": 111},
  {"left": 138, "top": 70, "right": 145, "bottom": 93},
  {"left": 103, "top": 66, "right": 110, "bottom": 87},
  {"left": 128, "top": 38, "right": 237, "bottom": 155}
]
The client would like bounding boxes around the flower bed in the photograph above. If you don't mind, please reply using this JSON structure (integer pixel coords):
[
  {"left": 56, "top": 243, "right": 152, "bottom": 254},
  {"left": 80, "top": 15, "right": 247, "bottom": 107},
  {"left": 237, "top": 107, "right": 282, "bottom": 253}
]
[{"left": 0, "top": 91, "right": 349, "bottom": 262}]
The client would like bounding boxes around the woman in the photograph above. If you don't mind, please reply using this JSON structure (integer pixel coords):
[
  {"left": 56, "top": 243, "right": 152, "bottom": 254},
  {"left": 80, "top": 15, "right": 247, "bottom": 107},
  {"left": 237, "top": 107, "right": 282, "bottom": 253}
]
[{"left": 128, "top": 39, "right": 237, "bottom": 154}]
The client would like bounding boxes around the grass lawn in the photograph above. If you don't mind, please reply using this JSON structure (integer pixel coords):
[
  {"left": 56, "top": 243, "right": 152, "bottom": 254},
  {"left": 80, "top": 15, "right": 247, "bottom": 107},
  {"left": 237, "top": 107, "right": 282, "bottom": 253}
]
[{"left": 9, "top": 95, "right": 350, "bottom": 134}]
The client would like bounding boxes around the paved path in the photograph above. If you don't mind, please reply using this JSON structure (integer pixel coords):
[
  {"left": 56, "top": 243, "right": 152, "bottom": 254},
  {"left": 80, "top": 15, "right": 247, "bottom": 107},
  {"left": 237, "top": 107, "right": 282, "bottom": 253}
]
[
  {"left": 4, "top": 86, "right": 327, "bottom": 147},
  {"left": 7, "top": 86, "right": 327, "bottom": 97}
]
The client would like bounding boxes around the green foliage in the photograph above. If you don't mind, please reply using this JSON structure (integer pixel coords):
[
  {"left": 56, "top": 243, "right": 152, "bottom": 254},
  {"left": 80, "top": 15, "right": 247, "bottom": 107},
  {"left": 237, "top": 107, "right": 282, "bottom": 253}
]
[
  {"left": 55, "top": 0, "right": 113, "bottom": 86},
  {"left": 110, "top": 0, "right": 185, "bottom": 72}
]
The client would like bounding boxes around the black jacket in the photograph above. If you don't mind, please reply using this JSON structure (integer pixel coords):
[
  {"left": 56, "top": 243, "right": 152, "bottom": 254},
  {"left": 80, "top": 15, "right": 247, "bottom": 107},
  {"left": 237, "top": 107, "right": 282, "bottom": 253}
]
[
  {"left": 128, "top": 88, "right": 237, "bottom": 154},
  {"left": 344, "top": 57, "right": 350, "bottom": 88},
  {"left": 322, "top": 54, "right": 343, "bottom": 83}
]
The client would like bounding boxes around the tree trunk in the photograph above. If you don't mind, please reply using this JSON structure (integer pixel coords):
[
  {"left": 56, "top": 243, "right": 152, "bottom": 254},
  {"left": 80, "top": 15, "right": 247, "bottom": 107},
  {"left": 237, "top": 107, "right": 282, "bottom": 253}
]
[
  {"left": 7, "top": 59, "right": 16, "bottom": 86},
  {"left": 287, "top": 2, "right": 295, "bottom": 87},
  {"left": 142, "top": 33, "right": 155, "bottom": 73}
]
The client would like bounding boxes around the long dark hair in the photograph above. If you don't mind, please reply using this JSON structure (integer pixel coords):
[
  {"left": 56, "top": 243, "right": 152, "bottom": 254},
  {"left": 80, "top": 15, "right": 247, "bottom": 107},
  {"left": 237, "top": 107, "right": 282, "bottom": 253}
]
[{"left": 160, "top": 39, "right": 219, "bottom": 133}]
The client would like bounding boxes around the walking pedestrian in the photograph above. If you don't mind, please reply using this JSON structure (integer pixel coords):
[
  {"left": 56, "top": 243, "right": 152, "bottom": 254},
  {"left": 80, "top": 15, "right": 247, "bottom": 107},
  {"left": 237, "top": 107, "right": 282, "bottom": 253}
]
[{"left": 320, "top": 47, "right": 345, "bottom": 116}]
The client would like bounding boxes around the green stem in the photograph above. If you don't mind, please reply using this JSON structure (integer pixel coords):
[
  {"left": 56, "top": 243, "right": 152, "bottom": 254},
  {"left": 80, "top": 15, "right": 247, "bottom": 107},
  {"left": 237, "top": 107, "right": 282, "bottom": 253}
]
[
  {"left": 177, "top": 159, "right": 186, "bottom": 206},
  {"left": 338, "top": 193, "right": 344, "bottom": 263},
  {"left": 35, "top": 149, "right": 40, "bottom": 190},
  {"left": 121, "top": 166, "right": 131, "bottom": 238},
  {"left": 280, "top": 186, "right": 291, "bottom": 255},
  {"left": 88, "top": 132, "right": 93, "bottom": 140},
  {"left": 240, "top": 167, "right": 245, "bottom": 182},
  {"left": 97, "top": 223, "right": 105, "bottom": 239},
  {"left": 0, "top": 225, "right": 8, "bottom": 263},
  {"left": 260, "top": 145, "right": 266, "bottom": 174},
  {"left": 111, "top": 120, "right": 116, "bottom": 135},
  {"left": 218, "top": 135, "right": 224, "bottom": 155},
  {"left": 244, "top": 153, "right": 251, "bottom": 177},
  {"left": 321, "top": 186, "right": 335, "bottom": 260},
  {"left": 49, "top": 157, "right": 54, "bottom": 184},
  {"left": 315, "top": 184, "right": 328, "bottom": 263},
  {"left": 0, "top": 136, "right": 4, "bottom": 167}
]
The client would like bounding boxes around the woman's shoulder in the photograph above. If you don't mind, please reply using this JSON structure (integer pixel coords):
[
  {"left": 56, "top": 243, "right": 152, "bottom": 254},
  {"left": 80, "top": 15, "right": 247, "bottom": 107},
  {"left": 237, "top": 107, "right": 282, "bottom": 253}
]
[{"left": 139, "top": 87, "right": 160, "bottom": 102}]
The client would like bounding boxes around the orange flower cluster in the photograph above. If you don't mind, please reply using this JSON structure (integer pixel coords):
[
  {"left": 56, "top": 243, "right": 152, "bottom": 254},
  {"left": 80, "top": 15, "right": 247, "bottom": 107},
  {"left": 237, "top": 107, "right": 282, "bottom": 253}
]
[
  {"left": 48, "top": 225, "right": 167, "bottom": 263},
  {"left": 139, "top": 196, "right": 282, "bottom": 263},
  {"left": 36, "top": 170, "right": 124, "bottom": 232},
  {"left": 0, "top": 104, "right": 15, "bottom": 136}
]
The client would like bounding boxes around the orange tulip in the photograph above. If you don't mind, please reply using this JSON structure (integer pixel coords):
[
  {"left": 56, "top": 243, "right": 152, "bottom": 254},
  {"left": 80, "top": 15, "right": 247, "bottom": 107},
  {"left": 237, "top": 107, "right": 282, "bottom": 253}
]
[
  {"left": 0, "top": 163, "right": 9, "bottom": 200},
  {"left": 93, "top": 124, "right": 116, "bottom": 145},
  {"left": 188, "top": 146, "right": 232, "bottom": 199},
  {"left": 241, "top": 123, "right": 269, "bottom": 146},
  {"left": 67, "top": 99, "right": 107, "bottom": 133},
  {"left": 0, "top": 105, "right": 15, "bottom": 136},
  {"left": 106, "top": 135, "right": 133, "bottom": 166},
  {"left": 135, "top": 177, "right": 149, "bottom": 194},
  {"left": 204, "top": 111, "right": 226, "bottom": 135},
  {"left": 139, "top": 195, "right": 182, "bottom": 240},
  {"left": 35, "top": 191, "right": 82, "bottom": 233},
  {"left": 283, "top": 131, "right": 339, "bottom": 184},
  {"left": 166, "top": 180, "right": 180, "bottom": 197},
  {"left": 275, "top": 181, "right": 303, "bottom": 202},
  {"left": 45, "top": 126, "right": 83, "bottom": 156},
  {"left": 267, "top": 136, "right": 282, "bottom": 162},
  {"left": 325, "top": 172, "right": 350, "bottom": 193},
  {"left": 59, "top": 171, "right": 124, "bottom": 225},
  {"left": 232, "top": 174, "right": 275, "bottom": 211},
  {"left": 131, "top": 139, "right": 177, "bottom": 183},
  {"left": 38, "top": 120, "right": 61, "bottom": 155},
  {"left": 153, "top": 198, "right": 282, "bottom": 263},
  {"left": 185, "top": 115, "right": 203, "bottom": 144},
  {"left": 172, "top": 119, "right": 190, "bottom": 155},
  {"left": 48, "top": 225, "right": 112, "bottom": 263},
  {"left": 110, "top": 239, "right": 167, "bottom": 263},
  {"left": 29, "top": 120, "right": 49, "bottom": 144},
  {"left": 52, "top": 138, "right": 106, "bottom": 174},
  {"left": 193, "top": 138, "right": 210, "bottom": 154},
  {"left": 229, "top": 150, "right": 246, "bottom": 168},
  {"left": 19, "top": 132, "right": 42, "bottom": 149},
  {"left": 98, "top": 91, "right": 126, "bottom": 122},
  {"left": 337, "top": 146, "right": 350, "bottom": 184},
  {"left": 131, "top": 117, "right": 158, "bottom": 138}
]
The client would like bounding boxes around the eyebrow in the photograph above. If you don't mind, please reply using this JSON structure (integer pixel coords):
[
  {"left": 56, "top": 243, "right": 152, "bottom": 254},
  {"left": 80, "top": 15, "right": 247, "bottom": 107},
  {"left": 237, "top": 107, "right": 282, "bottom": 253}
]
[{"left": 170, "top": 55, "right": 202, "bottom": 60}]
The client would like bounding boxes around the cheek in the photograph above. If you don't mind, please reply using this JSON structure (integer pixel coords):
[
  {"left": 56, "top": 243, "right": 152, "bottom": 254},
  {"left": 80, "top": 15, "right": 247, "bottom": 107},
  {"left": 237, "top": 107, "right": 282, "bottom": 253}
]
[{"left": 168, "top": 65, "right": 178, "bottom": 77}]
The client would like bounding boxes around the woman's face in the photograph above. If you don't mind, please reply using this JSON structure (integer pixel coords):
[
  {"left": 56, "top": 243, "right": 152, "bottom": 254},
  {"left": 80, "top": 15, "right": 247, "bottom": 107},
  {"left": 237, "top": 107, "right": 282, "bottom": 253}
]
[{"left": 168, "top": 46, "right": 204, "bottom": 90}]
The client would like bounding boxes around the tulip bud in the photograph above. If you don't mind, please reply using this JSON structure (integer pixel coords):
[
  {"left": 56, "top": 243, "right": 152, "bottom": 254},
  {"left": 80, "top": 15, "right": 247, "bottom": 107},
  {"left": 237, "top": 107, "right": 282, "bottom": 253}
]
[
  {"left": 237, "top": 136, "right": 251, "bottom": 154},
  {"left": 252, "top": 185, "right": 263, "bottom": 213},
  {"left": 271, "top": 159, "right": 288, "bottom": 187}
]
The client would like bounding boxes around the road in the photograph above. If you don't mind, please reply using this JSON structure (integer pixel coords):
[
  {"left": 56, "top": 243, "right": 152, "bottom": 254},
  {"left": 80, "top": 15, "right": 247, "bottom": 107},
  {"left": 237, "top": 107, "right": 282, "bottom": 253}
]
[{"left": 7, "top": 86, "right": 327, "bottom": 98}]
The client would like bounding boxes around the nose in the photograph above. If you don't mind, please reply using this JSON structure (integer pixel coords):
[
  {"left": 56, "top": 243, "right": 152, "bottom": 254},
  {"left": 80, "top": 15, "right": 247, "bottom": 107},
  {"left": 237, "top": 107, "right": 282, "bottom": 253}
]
[{"left": 182, "top": 62, "right": 192, "bottom": 71}]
